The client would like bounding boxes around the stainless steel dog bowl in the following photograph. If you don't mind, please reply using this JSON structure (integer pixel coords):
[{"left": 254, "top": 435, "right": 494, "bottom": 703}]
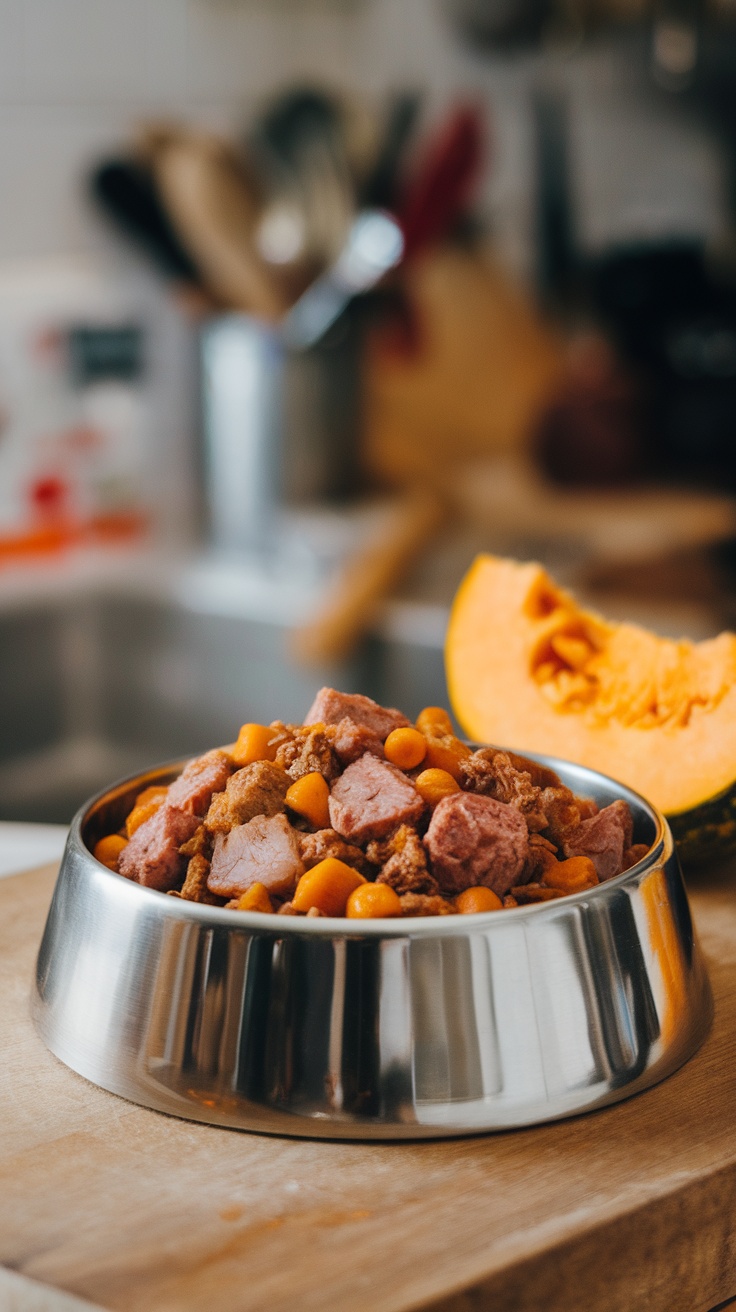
[{"left": 33, "top": 754, "right": 713, "bottom": 1139}]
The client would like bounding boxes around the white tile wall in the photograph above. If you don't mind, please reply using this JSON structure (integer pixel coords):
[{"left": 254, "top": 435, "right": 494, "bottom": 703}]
[
  {"left": 0, "top": 0, "right": 726, "bottom": 543},
  {"left": 0, "top": 0, "right": 725, "bottom": 267}
]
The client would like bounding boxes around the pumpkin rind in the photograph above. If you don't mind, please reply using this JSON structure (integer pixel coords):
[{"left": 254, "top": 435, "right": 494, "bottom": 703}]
[
  {"left": 446, "top": 554, "right": 736, "bottom": 865},
  {"left": 668, "top": 783, "right": 736, "bottom": 866}
]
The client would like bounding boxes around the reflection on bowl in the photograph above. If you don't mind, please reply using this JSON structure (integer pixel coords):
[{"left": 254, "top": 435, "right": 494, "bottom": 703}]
[{"left": 32, "top": 753, "right": 712, "bottom": 1138}]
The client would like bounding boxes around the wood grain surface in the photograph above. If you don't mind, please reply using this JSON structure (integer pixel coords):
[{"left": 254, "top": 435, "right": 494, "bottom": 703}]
[{"left": 2, "top": 862, "right": 736, "bottom": 1312}]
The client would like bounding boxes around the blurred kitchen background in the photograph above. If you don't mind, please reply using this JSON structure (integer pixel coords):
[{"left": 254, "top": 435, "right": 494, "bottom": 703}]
[{"left": 3, "top": 0, "right": 736, "bottom": 823}]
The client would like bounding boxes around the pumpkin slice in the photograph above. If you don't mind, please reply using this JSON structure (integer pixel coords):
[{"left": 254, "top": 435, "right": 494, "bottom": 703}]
[{"left": 446, "top": 555, "right": 736, "bottom": 863}]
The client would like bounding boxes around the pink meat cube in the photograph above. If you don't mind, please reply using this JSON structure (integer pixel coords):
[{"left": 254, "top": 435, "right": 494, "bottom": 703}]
[
  {"left": 167, "top": 749, "right": 233, "bottom": 817},
  {"left": 563, "top": 800, "right": 633, "bottom": 881},
  {"left": 304, "top": 687, "right": 409, "bottom": 741},
  {"left": 207, "top": 813, "right": 304, "bottom": 899},
  {"left": 424, "top": 793, "right": 528, "bottom": 896},
  {"left": 118, "top": 803, "right": 200, "bottom": 892},
  {"left": 328, "top": 755, "right": 424, "bottom": 845}
]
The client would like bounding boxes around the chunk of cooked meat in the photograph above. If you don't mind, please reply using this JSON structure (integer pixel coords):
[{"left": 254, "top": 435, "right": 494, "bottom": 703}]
[
  {"left": 399, "top": 892, "right": 457, "bottom": 916},
  {"left": 167, "top": 749, "right": 233, "bottom": 817},
  {"left": 267, "top": 721, "right": 297, "bottom": 752},
  {"left": 538, "top": 785, "right": 599, "bottom": 846},
  {"left": 180, "top": 854, "right": 222, "bottom": 904},
  {"left": 275, "top": 724, "right": 340, "bottom": 782},
  {"left": 208, "top": 813, "right": 304, "bottom": 899},
  {"left": 424, "top": 793, "right": 529, "bottom": 896},
  {"left": 458, "top": 748, "right": 548, "bottom": 832},
  {"left": 562, "top": 800, "right": 633, "bottom": 881},
  {"left": 328, "top": 755, "right": 424, "bottom": 845},
  {"left": 304, "top": 687, "right": 410, "bottom": 740},
  {"left": 118, "top": 803, "right": 200, "bottom": 891},
  {"left": 511, "top": 884, "right": 565, "bottom": 903},
  {"left": 206, "top": 760, "right": 290, "bottom": 835},
  {"left": 622, "top": 842, "right": 650, "bottom": 871},
  {"left": 522, "top": 832, "right": 559, "bottom": 884},
  {"left": 368, "top": 824, "right": 439, "bottom": 895},
  {"left": 332, "top": 717, "right": 384, "bottom": 765},
  {"left": 298, "top": 828, "right": 373, "bottom": 878}
]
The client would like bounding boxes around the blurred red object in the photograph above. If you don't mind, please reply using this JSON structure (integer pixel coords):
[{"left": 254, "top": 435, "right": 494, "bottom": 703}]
[{"left": 397, "top": 105, "right": 486, "bottom": 260}]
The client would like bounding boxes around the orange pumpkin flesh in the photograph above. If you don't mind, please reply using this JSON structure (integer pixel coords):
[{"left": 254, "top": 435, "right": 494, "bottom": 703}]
[{"left": 446, "top": 554, "right": 736, "bottom": 820}]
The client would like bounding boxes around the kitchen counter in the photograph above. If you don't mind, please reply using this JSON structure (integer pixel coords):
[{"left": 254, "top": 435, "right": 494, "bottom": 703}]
[{"left": 2, "top": 859, "right": 736, "bottom": 1312}]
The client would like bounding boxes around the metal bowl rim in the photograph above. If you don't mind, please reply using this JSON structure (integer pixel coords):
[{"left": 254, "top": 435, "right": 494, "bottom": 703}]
[{"left": 72, "top": 748, "right": 669, "bottom": 938}]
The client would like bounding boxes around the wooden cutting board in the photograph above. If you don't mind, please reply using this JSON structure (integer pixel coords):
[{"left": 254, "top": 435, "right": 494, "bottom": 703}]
[{"left": 3, "top": 862, "right": 736, "bottom": 1312}]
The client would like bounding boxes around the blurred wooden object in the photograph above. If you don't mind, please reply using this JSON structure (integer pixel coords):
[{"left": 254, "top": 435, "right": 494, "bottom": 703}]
[
  {"left": 364, "top": 246, "right": 567, "bottom": 488},
  {"left": 143, "top": 125, "right": 289, "bottom": 322},
  {"left": 291, "top": 488, "right": 445, "bottom": 664}
]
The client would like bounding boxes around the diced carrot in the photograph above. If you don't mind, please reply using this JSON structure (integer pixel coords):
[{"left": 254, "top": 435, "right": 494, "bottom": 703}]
[
  {"left": 93, "top": 834, "right": 128, "bottom": 870},
  {"left": 384, "top": 727, "right": 427, "bottom": 771},
  {"left": 231, "top": 723, "right": 278, "bottom": 767},
  {"left": 285, "top": 772, "right": 331, "bottom": 829},
  {"left": 346, "top": 883, "right": 403, "bottom": 918},
  {"left": 455, "top": 887, "right": 503, "bottom": 914},
  {"left": 292, "top": 858, "right": 366, "bottom": 917},
  {"left": 414, "top": 767, "right": 460, "bottom": 807},
  {"left": 234, "top": 882, "right": 273, "bottom": 913}
]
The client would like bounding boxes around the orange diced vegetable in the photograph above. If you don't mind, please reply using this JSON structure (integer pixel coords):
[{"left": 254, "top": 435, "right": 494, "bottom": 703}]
[
  {"left": 422, "top": 731, "right": 471, "bottom": 779},
  {"left": 134, "top": 785, "right": 168, "bottom": 808},
  {"left": 414, "top": 767, "right": 461, "bottom": 807},
  {"left": 234, "top": 882, "right": 273, "bottom": 913},
  {"left": 455, "top": 886, "right": 503, "bottom": 914},
  {"left": 415, "top": 706, "right": 454, "bottom": 735},
  {"left": 292, "top": 858, "right": 366, "bottom": 917},
  {"left": 285, "top": 772, "right": 331, "bottom": 829},
  {"left": 384, "top": 727, "right": 427, "bottom": 771},
  {"left": 544, "top": 856, "right": 599, "bottom": 893},
  {"left": 346, "top": 882, "right": 403, "bottom": 918},
  {"left": 231, "top": 723, "right": 278, "bottom": 767},
  {"left": 126, "top": 793, "right": 166, "bottom": 838},
  {"left": 93, "top": 834, "right": 128, "bottom": 870}
]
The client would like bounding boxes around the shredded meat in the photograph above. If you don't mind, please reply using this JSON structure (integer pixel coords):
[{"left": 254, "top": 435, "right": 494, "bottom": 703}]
[
  {"left": 537, "top": 785, "right": 588, "bottom": 846},
  {"left": 368, "top": 825, "right": 439, "bottom": 895},
  {"left": 299, "top": 828, "right": 373, "bottom": 878},
  {"left": 206, "top": 761, "right": 290, "bottom": 834},
  {"left": 458, "top": 749, "right": 549, "bottom": 833},
  {"left": 522, "top": 832, "right": 559, "bottom": 884},
  {"left": 399, "top": 893, "right": 457, "bottom": 916},
  {"left": 180, "top": 854, "right": 222, "bottom": 904},
  {"left": 179, "top": 825, "right": 212, "bottom": 860},
  {"left": 511, "top": 883, "right": 566, "bottom": 903},
  {"left": 275, "top": 724, "right": 340, "bottom": 782}
]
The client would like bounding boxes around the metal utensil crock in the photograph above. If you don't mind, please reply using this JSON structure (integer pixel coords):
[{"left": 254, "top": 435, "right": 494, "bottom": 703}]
[{"left": 33, "top": 754, "right": 712, "bottom": 1139}]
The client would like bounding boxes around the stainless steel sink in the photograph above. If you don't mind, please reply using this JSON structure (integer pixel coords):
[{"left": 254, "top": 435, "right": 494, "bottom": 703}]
[{"left": 0, "top": 554, "right": 448, "bottom": 823}]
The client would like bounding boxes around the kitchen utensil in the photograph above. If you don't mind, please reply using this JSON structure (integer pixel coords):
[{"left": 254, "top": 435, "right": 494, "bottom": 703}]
[
  {"left": 33, "top": 754, "right": 711, "bottom": 1139},
  {"left": 283, "top": 208, "right": 404, "bottom": 350},
  {"left": 250, "top": 87, "right": 358, "bottom": 273},
  {"left": 360, "top": 92, "right": 421, "bottom": 210},
  {"left": 90, "top": 159, "right": 201, "bottom": 287},
  {"left": 146, "top": 126, "right": 289, "bottom": 321}
]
